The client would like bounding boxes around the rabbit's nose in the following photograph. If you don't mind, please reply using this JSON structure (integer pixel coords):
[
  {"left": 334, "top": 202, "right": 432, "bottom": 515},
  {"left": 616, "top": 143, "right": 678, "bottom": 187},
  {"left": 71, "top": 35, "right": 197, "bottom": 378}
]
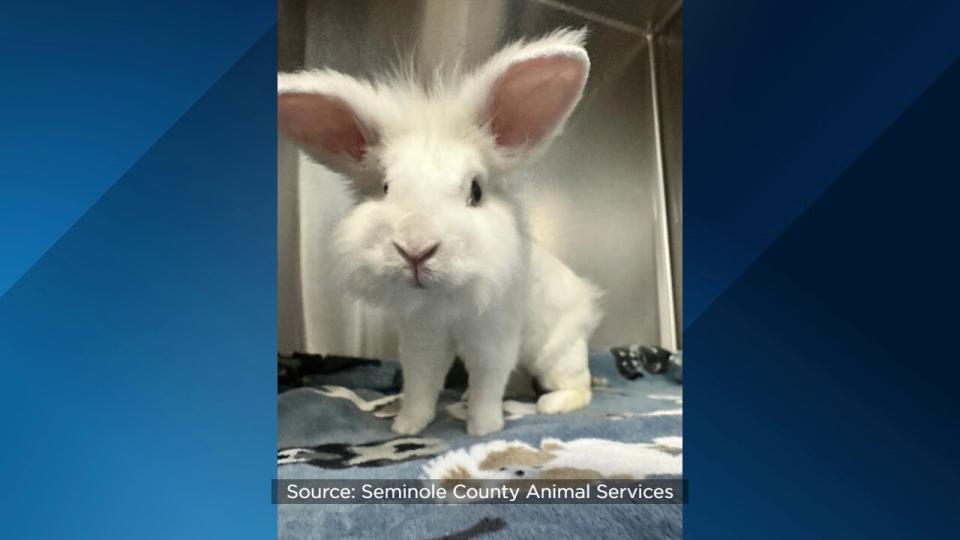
[
  {"left": 393, "top": 241, "right": 440, "bottom": 266},
  {"left": 394, "top": 214, "right": 440, "bottom": 260}
]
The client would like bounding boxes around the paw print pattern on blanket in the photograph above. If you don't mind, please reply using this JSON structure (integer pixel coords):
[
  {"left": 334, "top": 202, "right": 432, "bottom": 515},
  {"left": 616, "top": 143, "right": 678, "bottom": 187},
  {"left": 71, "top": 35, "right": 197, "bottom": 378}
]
[{"left": 279, "top": 437, "right": 448, "bottom": 468}]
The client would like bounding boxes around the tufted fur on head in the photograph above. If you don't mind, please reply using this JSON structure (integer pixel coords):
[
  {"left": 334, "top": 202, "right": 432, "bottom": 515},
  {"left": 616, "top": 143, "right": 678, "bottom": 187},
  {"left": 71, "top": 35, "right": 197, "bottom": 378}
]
[
  {"left": 279, "top": 29, "right": 601, "bottom": 436},
  {"left": 277, "top": 28, "right": 591, "bottom": 317}
]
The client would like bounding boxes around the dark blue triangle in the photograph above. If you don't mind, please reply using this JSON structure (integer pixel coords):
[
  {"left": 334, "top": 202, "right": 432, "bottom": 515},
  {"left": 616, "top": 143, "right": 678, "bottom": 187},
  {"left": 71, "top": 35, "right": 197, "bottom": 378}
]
[{"left": 686, "top": 57, "right": 960, "bottom": 539}]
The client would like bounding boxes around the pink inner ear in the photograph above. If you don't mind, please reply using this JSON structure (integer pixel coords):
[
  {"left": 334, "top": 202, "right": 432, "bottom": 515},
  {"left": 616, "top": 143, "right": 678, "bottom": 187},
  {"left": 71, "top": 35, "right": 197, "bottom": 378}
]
[
  {"left": 278, "top": 93, "right": 368, "bottom": 161},
  {"left": 489, "top": 54, "right": 587, "bottom": 149}
]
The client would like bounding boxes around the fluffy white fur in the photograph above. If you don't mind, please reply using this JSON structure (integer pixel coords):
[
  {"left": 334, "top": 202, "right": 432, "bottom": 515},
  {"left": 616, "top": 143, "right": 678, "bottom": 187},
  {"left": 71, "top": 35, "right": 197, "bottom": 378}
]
[{"left": 278, "top": 28, "right": 603, "bottom": 436}]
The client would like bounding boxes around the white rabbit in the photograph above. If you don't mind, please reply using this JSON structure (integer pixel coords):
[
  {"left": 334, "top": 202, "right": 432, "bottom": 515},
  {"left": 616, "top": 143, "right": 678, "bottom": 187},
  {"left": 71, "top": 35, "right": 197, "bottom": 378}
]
[{"left": 278, "top": 28, "right": 603, "bottom": 436}]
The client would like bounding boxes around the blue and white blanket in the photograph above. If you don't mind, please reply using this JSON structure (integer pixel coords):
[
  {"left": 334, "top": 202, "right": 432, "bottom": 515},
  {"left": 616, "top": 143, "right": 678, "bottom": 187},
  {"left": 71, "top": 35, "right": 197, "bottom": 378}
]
[{"left": 278, "top": 349, "right": 683, "bottom": 539}]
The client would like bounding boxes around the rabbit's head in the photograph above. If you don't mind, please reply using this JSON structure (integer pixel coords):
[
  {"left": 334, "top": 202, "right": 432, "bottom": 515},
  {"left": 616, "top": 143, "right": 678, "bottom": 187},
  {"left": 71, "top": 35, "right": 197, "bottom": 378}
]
[{"left": 278, "top": 29, "right": 589, "bottom": 314}]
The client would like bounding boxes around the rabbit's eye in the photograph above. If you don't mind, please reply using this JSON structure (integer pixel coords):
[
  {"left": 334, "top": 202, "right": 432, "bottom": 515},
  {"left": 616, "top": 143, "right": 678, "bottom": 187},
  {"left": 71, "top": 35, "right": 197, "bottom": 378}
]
[
  {"left": 383, "top": 182, "right": 389, "bottom": 195},
  {"left": 468, "top": 178, "right": 482, "bottom": 207}
]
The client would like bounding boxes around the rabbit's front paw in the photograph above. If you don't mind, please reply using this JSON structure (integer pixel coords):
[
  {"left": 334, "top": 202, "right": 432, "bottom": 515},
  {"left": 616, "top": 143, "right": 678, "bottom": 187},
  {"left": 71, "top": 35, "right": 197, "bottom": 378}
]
[
  {"left": 391, "top": 408, "right": 434, "bottom": 435},
  {"left": 466, "top": 411, "right": 504, "bottom": 436}
]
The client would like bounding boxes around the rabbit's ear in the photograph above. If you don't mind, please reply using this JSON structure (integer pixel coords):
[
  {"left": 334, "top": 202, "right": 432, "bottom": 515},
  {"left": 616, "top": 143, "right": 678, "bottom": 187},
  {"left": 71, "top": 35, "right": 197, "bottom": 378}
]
[
  {"left": 278, "top": 72, "right": 379, "bottom": 175},
  {"left": 469, "top": 29, "right": 589, "bottom": 164}
]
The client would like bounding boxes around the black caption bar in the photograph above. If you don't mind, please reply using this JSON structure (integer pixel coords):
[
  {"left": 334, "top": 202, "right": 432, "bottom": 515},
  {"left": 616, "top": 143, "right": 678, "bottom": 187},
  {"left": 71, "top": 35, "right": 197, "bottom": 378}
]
[{"left": 273, "top": 479, "right": 686, "bottom": 504}]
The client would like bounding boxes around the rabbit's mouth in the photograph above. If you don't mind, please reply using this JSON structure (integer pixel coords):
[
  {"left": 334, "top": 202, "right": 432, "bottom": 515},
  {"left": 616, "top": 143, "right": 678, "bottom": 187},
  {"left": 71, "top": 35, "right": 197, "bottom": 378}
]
[
  {"left": 409, "top": 266, "right": 434, "bottom": 289},
  {"left": 392, "top": 241, "right": 440, "bottom": 289}
]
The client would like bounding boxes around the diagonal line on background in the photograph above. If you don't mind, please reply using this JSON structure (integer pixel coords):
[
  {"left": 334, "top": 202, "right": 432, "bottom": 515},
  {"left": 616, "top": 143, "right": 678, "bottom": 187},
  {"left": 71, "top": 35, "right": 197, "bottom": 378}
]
[
  {"left": 0, "top": 23, "right": 277, "bottom": 302},
  {"left": 685, "top": 53, "right": 960, "bottom": 333}
]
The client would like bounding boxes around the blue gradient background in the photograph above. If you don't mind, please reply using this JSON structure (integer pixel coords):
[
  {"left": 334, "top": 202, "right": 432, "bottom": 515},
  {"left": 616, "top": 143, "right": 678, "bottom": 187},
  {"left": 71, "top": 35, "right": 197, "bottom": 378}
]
[
  {"left": 0, "top": 3, "right": 277, "bottom": 538},
  {"left": 2, "top": 0, "right": 959, "bottom": 538},
  {"left": 685, "top": 1, "right": 960, "bottom": 538}
]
